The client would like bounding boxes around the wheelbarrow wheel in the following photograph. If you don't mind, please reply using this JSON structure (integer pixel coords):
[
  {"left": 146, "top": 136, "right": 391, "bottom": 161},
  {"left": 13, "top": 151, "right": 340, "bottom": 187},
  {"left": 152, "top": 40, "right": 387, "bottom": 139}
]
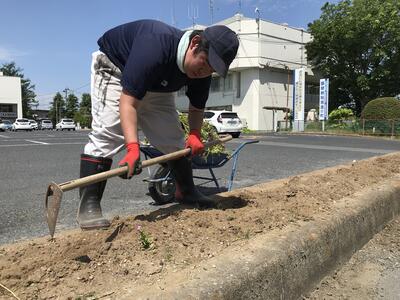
[{"left": 148, "top": 165, "right": 176, "bottom": 205}]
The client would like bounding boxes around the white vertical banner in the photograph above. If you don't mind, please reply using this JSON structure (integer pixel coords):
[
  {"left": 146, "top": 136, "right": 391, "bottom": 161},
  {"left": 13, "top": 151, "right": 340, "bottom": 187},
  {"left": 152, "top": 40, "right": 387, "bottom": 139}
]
[
  {"left": 319, "top": 78, "right": 329, "bottom": 120},
  {"left": 293, "top": 68, "right": 305, "bottom": 132}
]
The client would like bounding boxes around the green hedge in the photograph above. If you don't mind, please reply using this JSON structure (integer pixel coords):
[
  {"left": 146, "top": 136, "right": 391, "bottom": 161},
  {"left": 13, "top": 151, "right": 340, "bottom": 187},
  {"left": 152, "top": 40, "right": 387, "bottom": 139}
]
[{"left": 361, "top": 97, "right": 400, "bottom": 119}]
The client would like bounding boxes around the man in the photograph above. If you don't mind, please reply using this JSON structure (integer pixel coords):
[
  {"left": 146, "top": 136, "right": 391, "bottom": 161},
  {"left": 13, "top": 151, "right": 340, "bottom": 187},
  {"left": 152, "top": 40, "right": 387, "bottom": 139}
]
[{"left": 78, "top": 19, "right": 239, "bottom": 230}]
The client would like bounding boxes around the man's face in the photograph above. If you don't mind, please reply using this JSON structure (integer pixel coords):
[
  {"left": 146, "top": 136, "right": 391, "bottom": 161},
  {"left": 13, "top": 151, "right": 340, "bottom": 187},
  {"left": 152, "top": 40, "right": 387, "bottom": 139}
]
[{"left": 184, "top": 36, "right": 214, "bottom": 79}]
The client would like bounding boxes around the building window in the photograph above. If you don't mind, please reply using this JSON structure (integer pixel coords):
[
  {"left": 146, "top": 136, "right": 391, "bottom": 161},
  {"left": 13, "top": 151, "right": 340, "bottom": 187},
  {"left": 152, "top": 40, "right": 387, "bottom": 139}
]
[
  {"left": 0, "top": 104, "right": 15, "bottom": 112},
  {"left": 306, "top": 84, "right": 319, "bottom": 95},
  {"left": 0, "top": 104, "right": 17, "bottom": 118},
  {"left": 210, "top": 77, "right": 220, "bottom": 92},
  {"left": 223, "top": 74, "right": 233, "bottom": 92}
]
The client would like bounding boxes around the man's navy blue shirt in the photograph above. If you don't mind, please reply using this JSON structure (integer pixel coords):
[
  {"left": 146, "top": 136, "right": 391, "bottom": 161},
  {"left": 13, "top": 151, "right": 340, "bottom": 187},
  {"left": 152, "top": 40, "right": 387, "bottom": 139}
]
[{"left": 98, "top": 19, "right": 211, "bottom": 109}]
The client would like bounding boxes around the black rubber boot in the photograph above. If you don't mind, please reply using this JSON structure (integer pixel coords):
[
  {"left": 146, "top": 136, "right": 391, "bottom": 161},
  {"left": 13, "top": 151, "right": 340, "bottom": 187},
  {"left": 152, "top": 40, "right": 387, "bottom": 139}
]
[
  {"left": 168, "top": 157, "right": 217, "bottom": 208},
  {"left": 77, "top": 154, "right": 113, "bottom": 230}
]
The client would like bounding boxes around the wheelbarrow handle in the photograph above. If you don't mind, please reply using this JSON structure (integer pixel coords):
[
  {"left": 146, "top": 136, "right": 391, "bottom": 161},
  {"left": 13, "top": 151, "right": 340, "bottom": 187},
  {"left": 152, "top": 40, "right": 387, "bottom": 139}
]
[{"left": 57, "top": 135, "right": 232, "bottom": 192}]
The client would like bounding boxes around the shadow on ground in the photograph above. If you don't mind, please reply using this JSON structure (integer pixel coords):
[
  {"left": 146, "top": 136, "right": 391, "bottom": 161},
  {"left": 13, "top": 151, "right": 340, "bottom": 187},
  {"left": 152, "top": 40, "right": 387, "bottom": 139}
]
[{"left": 135, "top": 193, "right": 248, "bottom": 223}]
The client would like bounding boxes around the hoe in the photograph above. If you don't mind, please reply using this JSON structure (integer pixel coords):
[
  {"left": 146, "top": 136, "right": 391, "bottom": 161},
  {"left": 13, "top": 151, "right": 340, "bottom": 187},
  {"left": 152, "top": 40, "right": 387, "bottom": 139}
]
[{"left": 45, "top": 135, "right": 232, "bottom": 238}]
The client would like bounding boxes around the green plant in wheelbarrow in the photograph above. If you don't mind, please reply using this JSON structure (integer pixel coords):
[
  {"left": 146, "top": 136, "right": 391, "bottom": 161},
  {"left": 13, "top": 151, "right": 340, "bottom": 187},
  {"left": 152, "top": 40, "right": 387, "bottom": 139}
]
[
  {"left": 178, "top": 113, "right": 229, "bottom": 158},
  {"left": 147, "top": 113, "right": 230, "bottom": 205}
]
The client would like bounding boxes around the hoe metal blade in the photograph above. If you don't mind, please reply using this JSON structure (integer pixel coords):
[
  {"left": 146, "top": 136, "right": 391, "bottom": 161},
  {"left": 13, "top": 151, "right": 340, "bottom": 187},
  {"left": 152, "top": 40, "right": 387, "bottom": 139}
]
[{"left": 45, "top": 182, "right": 63, "bottom": 238}]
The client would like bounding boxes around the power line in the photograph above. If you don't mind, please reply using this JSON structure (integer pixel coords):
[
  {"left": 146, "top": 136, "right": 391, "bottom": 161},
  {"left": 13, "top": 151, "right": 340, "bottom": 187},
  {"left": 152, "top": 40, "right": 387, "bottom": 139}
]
[
  {"left": 71, "top": 82, "right": 90, "bottom": 92},
  {"left": 36, "top": 82, "right": 90, "bottom": 99},
  {"left": 36, "top": 82, "right": 90, "bottom": 97}
]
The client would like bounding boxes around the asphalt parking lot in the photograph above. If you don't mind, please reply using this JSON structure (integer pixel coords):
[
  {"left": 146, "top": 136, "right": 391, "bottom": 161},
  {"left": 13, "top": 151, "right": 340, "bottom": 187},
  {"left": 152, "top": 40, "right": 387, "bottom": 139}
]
[{"left": 0, "top": 130, "right": 399, "bottom": 244}]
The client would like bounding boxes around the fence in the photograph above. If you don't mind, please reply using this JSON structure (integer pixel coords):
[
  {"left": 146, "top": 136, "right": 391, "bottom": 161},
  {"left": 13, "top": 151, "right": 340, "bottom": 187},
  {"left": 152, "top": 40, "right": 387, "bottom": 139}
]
[{"left": 277, "top": 119, "right": 400, "bottom": 137}]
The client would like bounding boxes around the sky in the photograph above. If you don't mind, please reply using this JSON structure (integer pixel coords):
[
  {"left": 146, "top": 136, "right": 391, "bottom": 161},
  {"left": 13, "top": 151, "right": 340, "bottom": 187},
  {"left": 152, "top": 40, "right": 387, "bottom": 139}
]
[{"left": 0, "top": 0, "right": 337, "bottom": 109}]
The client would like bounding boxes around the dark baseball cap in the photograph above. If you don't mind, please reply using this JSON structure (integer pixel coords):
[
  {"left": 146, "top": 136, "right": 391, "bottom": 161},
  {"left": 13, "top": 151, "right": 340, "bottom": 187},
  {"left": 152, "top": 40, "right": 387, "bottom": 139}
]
[{"left": 203, "top": 25, "right": 239, "bottom": 78}]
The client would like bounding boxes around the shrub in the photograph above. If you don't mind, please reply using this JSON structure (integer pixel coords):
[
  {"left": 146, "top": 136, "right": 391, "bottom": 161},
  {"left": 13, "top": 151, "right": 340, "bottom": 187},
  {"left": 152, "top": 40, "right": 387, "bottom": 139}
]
[
  {"left": 328, "top": 108, "right": 354, "bottom": 121},
  {"left": 242, "top": 127, "right": 253, "bottom": 134},
  {"left": 361, "top": 97, "right": 400, "bottom": 120},
  {"left": 74, "top": 111, "right": 91, "bottom": 129},
  {"left": 328, "top": 122, "right": 348, "bottom": 129}
]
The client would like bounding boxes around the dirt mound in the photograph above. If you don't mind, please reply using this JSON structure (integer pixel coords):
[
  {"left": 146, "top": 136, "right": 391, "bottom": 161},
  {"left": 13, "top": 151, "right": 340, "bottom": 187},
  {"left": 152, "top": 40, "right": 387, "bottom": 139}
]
[{"left": 1, "top": 153, "right": 399, "bottom": 299}]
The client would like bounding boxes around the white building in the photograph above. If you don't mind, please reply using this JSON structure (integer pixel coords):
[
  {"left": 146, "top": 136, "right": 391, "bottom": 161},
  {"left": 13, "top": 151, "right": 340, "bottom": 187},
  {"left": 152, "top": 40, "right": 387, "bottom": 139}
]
[
  {"left": 176, "top": 14, "right": 320, "bottom": 131},
  {"left": 0, "top": 72, "right": 23, "bottom": 120}
]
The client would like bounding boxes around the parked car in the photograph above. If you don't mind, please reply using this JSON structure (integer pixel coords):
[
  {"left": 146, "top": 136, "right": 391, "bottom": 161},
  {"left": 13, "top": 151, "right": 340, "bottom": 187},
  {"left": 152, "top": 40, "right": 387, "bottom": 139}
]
[
  {"left": 39, "top": 119, "right": 53, "bottom": 130},
  {"left": 203, "top": 110, "right": 243, "bottom": 138},
  {"left": 0, "top": 119, "right": 13, "bottom": 131},
  {"left": 29, "top": 119, "right": 38, "bottom": 130},
  {"left": 12, "top": 118, "right": 32, "bottom": 131},
  {"left": 56, "top": 118, "right": 76, "bottom": 131}
]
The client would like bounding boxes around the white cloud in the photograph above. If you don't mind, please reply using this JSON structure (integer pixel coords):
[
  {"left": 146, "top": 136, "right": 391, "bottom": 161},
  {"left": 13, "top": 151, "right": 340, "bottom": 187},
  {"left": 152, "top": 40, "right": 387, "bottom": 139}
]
[
  {"left": 0, "top": 46, "right": 28, "bottom": 61},
  {"left": 0, "top": 47, "right": 12, "bottom": 60}
]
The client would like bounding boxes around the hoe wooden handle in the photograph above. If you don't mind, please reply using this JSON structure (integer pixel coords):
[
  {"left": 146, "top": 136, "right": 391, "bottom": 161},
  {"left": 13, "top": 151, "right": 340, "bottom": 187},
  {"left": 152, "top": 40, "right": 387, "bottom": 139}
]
[{"left": 57, "top": 135, "right": 232, "bottom": 192}]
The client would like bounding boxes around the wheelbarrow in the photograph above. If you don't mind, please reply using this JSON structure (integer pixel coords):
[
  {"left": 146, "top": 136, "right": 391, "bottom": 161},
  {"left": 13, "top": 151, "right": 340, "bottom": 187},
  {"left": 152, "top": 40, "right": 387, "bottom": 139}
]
[{"left": 140, "top": 140, "right": 259, "bottom": 204}]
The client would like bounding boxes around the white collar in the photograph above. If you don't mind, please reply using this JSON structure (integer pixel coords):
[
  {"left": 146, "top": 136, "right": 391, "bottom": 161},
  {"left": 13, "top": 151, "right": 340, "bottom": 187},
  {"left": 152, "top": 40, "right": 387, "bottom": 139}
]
[{"left": 176, "top": 30, "right": 193, "bottom": 74}]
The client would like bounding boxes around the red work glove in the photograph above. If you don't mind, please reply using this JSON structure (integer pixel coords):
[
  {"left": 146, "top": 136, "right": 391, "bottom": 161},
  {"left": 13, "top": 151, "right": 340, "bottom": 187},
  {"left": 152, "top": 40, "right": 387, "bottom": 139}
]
[
  {"left": 185, "top": 129, "right": 204, "bottom": 156},
  {"left": 118, "top": 142, "right": 142, "bottom": 179}
]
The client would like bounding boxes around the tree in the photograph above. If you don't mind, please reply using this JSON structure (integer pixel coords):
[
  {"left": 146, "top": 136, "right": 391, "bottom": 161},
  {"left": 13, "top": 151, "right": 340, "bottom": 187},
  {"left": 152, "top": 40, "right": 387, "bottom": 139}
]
[
  {"left": 79, "top": 93, "right": 91, "bottom": 115},
  {"left": 65, "top": 93, "right": 79, "bottom": 118},
  {"left": 74, "top": 93, "right": 92, "bottom": 128},
  {"left": 306, "top": 0, "right": 400, "bottom": 115},
  {"left": 0, "top": 62, "right": 37, "bottom": 117},
  {"left": 48, "top": 93, "right": 65, "bottom": 124}
]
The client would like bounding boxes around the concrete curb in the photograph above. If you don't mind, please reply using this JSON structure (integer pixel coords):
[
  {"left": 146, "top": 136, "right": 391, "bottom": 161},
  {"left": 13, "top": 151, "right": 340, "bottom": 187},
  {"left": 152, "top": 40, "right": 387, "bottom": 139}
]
[
  {"left": 242, "top": 131, "right": 400, "bottom": 141},
  {"left": 125, "top": 178, "right": 400, "bottom": 299}
]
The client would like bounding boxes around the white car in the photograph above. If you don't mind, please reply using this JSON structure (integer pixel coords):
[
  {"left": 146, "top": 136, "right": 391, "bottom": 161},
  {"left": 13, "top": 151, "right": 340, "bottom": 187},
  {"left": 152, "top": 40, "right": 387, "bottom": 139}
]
[
  {"left": 0, "top": 119, "right": 12, "bottom": 131},
  {"left": 203, "top": 110, "right": 243, "bottom": 138},
  {"left": 56, "top": 118, "right": 76, "bottom": 131},
  {"left": 12, "top": 118, "right": 32, "bottom": 131},
  {"left": 39, "top": 119, "right": 53, "bottom": 130},
  {"left": 29, "top": 119, "right": 38, "bottom": 130}
]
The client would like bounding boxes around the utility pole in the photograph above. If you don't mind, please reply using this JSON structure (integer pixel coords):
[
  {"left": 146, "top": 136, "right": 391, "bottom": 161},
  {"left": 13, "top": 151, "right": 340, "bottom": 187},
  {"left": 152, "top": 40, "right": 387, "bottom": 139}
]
[
  {"left": 255, "top": 7, "right": 260, "bottom": 38},
  {"left": 62, "top": 88, "right": 70, "bottom": 122},
  {"left": 209, "top": 0, "right": 214, "bottom": 24},
  {"left": 171, "top": 0, "right": 176, "bottom": 27},
  {"left": 55, "top": 98, "right": 58, "bottom": 125},
  {"left": 285, "top": 66, "right": 290, "bottom": 130},
  {"left": 188, "top": 3, "right": 199, "bottom": 28}
]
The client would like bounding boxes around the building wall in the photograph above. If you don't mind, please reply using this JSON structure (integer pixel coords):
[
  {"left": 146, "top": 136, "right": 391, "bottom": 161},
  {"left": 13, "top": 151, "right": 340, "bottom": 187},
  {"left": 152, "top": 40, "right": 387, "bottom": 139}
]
[
  {"left": 230, "top": 23, "right": 260, "bottom": 69},
  {"left": 0, "top": 75, "right": 22, "bottom": 120},
  {"left": 226, "top": 16, "right": 312, "bottom": 73},
  {"left": 258, "top": 68, "right": 293, "bottom": 131},
  {"left": 258, "top": 20, "right": 310, "bottom": 70},
  {"left": 175, "top": 73, "right": 238, "bottom": 111},
  {"left": 233, "top": 69, "right": 260, "bottom": 129}
]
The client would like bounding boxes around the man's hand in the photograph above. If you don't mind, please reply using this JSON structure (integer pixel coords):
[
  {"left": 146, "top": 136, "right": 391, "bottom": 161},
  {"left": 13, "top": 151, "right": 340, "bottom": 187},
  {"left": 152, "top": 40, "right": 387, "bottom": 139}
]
[
  {"left": 118, "top": 142, "right": 142, "bottom": 179},
  {"left": 185, "top": 129, "right": 204, "bottom": 156}
]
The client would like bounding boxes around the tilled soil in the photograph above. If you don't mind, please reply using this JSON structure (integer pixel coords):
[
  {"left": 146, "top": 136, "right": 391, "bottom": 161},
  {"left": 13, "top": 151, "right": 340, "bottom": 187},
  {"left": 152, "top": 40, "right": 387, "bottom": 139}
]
[{"left": 0, "top": 153, "right": 399, "bottom": 299}]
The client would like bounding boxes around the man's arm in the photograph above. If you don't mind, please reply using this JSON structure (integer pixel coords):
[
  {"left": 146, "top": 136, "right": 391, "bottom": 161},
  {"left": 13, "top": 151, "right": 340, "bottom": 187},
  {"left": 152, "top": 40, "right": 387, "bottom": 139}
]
[
  {"left": 188, "top": 103, "right": 204, "bottom": 131},
  {"left": 118, "top": 89, "right": 141, "bottom": 178},
  {"left": 185, "top": 103, "right": 205, "bottom": 155},
  {"left": 119, "top": 89, "right": 140, "bottom": 143}
]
